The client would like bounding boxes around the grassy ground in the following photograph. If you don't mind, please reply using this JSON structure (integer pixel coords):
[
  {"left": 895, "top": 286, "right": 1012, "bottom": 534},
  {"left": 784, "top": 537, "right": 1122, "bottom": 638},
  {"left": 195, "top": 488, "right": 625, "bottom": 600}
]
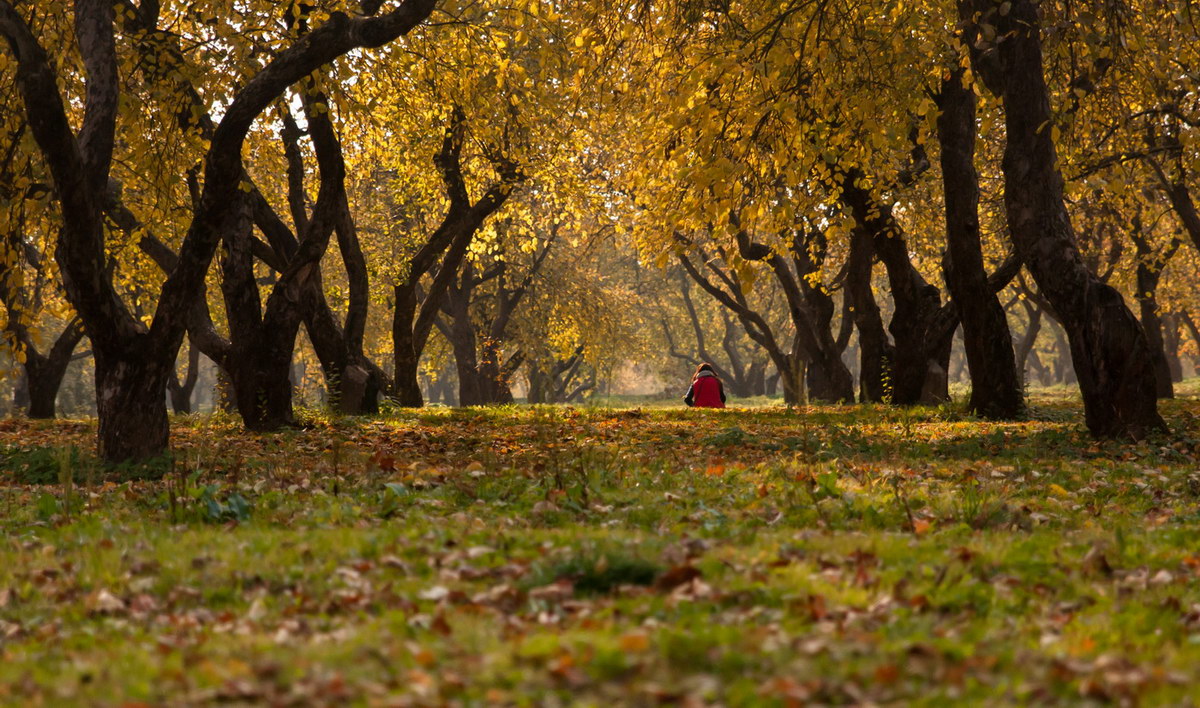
[{"left": 3, "top": 388, "right": 1200, "bottom": 705}]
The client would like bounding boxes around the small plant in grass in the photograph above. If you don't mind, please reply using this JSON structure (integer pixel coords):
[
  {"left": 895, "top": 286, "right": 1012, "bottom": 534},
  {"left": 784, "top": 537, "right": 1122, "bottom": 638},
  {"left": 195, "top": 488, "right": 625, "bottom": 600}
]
[
  {"left": 378, "top": 482, "right": 409, "bottom": 519},
  {"left": 107, "top": 454, "right": 173, "bottom": 481},
  {"left": 528, "top": 550, "right": 662, "bottom": 595},
  {"left": 199, "top": 484, "right": 251, "bottom": 523},
  {"left": 165, "top": 461, "right": 251, "bottom": 524},
  {"left": 953, "top": 479, "right": 1011, "bottom": 530},
  {"left": 704, "top": 426, "right": 753, "bottom": 447},
  {"left": 4, "top": 445, "right": 86, "bottom": 485}
]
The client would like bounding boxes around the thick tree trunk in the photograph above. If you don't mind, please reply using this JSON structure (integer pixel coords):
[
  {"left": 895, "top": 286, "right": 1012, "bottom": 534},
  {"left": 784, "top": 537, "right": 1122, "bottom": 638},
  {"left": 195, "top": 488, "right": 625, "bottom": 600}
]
[
  {"left": 936, "top": 69, "right": 1023, "bottom": 418},
  {"left": 391, "top": 285, "right": 425, "bottom": 407},
  {"left": 220, "top": 199, "right": 312, "bottom": 431},
  {"left": 450, "top": 322, "right": 483, "bottom": 407},
  {"left": 95, "top": 351, "right": 171, "bottom": 463},
  {"left": 528, "top": 366, "right": 551, "bottom": 404},
  {"left": 748, "top": 360, "right": 766, "bottom": 396},
  {"left": 963, "top": 0, "right": 1165, "bottom": 438},
  {"left": 18, "top": 320, "right": 86, "bottom": 419},
  {"left": 794, "top": 278, "right": 854, "bottom": 403},
  {"left": 845, "top": 227, "right": 894, "bottom": 403},
  {"left": 780, "top": 336, "right": 807, "bottom": 406},
  {"left": 26, "top": 364, "right": 64, "bottom": 419},
  {"left": 227, "top": 344, "right": 298, "bottom": 431},
  {"left": 477, "top": 340, "right": 515, "bottom": 404}
]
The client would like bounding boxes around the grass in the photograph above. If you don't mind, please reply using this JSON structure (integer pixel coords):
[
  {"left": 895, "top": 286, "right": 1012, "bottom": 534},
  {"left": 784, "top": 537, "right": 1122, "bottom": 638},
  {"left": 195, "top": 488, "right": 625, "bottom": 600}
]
[{"left": 2, "top": 386, "right": 1200, "bottom": 704}]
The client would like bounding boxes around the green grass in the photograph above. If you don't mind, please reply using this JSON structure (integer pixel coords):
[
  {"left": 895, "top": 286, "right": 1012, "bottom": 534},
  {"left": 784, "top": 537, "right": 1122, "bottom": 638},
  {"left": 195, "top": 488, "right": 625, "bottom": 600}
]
[{"left": 2, "top": 388, "right": 1200, "bottom": 704}]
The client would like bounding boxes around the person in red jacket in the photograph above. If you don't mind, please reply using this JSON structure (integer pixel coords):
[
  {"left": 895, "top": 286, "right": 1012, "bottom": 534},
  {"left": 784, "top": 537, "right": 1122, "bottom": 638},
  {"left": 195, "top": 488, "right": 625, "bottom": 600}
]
[{"left": 683, "top": 363, "right": 727, "bottom": 408}]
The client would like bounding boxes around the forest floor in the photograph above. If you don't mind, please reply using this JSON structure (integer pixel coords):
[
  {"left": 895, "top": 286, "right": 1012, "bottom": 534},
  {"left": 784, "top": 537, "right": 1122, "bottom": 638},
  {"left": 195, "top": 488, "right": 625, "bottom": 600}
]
[{"left": 3, "top": 386, "right": 1200, "bottom": 705}]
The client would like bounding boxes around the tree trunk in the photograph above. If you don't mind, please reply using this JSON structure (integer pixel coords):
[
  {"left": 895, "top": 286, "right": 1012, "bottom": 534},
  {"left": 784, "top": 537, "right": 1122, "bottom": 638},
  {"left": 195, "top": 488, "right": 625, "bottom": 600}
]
[
  {"left": 26, "top": 364, "right": 64, "bottom": 419},
  {"left": 963, "top": 0, "right": 1164, "bottom": 438},
  {"left": 936, "top": 69, "right": 1023, "bottom": 418},
  {"left": 19, "top": 320, "right": 87, "bottom": 419},
  {"left": 780, "top": 336, "right": 807, "bottom": 406},
  {"left": 450, "top": 323, "right": 482, "bottom": 407},
  {"left": 167, "top": 339, "right": 201, "bottom": 413},
  {"left": 527, "top": 367, "right": 548, "bottom": 404},
  {"left": 843, "top": 174, "right": 945, "bottom": 405},
  {"left": 748, "top": 359, "right": 766, "bottom": 396},
  {"left": 391, "top": 284, "right": 425, "bottom": 406},
  {"left": 219, "top": 201, "right": 308, "bottom": 431},
  {"left": 477, "top": 339, "right": 515, "bottom": 404},
  {"left": 388, "top": 110, "right": 522, "bottom": 408},
  {"left": 95, "top": 351, "right": 171, "bottom": 463},
  {"left": 1015, "top": 299, "right": 1043, "bottom": 385},
  {"left": 733, "top": 228, "right": 854, "bottom": 403},
  {"left": 1162, "top": 313, "right": 1184, "bottom": 383},
  {"left": 845, "top": 227, "right": 894, "bottom": 402},
  {"left": 1130, "top": 217, "right": 1180, "bottom": 399}
]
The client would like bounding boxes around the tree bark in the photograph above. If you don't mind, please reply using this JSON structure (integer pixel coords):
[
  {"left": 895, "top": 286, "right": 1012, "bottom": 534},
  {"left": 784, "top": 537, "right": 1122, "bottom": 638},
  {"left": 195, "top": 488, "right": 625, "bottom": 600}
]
[
  {"left": 962, "top": 0, "right": 1165, "bottom": 438},
  {"left": 844, "top": 227, "right": 893, "bottom": 402},
  {"left": 936, "top": 69, "right": 1023, "bottom": 418},
  {"left": 94, "top": 348, "right": 172, "bottom": 462}
]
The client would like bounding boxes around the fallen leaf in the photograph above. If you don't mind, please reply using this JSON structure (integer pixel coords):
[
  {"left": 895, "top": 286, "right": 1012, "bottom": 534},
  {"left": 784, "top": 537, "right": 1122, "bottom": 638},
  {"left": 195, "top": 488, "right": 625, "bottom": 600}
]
[{"left": 618, "top": 631, "right": 651, "bottom": 653}]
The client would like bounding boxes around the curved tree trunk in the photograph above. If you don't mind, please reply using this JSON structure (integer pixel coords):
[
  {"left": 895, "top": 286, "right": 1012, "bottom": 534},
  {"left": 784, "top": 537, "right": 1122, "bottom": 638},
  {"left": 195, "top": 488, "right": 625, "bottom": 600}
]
[
  {"left": 17, "top": 320, "right": 86, "bottom": 419},
  {"left": 1015, "top": 299, "right": 1043, "bottom": 385},
  {"left": 731, "top": 227, "right": 853, "bottom": 403},
  {"left": 166, "top": 339, "right": 201, "bottom": 413},
  {"left": 843, "top": 174, "right": 947, "bottom": 405},
  {"left": 936, "top": 69, "right": 1023, "bottom": 418},
  {"left": 1130, "top": 215, "right": 1181, "bottom": 399},
  {"left": 962, "top": 0, "right": 1164, "bottom": 438},
  {"left": 845, "top": 227, "right": 894, "bottom": 403}
]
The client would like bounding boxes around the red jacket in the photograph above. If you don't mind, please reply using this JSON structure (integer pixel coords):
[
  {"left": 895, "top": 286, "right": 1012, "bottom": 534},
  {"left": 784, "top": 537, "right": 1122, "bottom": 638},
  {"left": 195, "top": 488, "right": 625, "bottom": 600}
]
[{"left": 685, "top": 372, "right": 726, "bottom": 408}]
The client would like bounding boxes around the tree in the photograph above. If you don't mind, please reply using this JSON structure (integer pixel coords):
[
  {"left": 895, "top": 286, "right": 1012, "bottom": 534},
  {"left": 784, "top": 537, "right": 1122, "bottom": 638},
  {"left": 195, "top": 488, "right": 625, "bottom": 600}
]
[
  {"left": 935, "top": 67, "right": 1023, "bottom": 418},
  {"left": 0, "top": 0, "right": 436, "bottom": 460},
  {"left": 961, "top": 0, "right": 1165, "bottom": 438}
]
